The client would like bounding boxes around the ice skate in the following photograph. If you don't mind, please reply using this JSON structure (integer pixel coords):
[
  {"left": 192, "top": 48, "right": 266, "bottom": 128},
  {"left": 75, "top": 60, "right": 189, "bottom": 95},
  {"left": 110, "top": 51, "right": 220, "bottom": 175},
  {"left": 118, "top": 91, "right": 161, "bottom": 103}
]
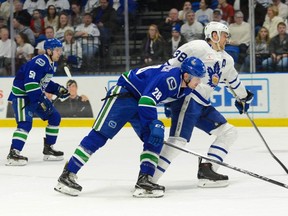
[
  {"left": 133, "top": 173, "right": 165, "bottom": 198},
  {"left": 197, "top": 162, "right": 229, "bottom": 188},
  {"left": 43, "top": 143, "right": 64, "bottom": 161},
  {"left": 54, "top": 167, "right": 82, "bottom": 196},
  {"left": 6, "top": 148, "right": 28, "bottom": 166}
]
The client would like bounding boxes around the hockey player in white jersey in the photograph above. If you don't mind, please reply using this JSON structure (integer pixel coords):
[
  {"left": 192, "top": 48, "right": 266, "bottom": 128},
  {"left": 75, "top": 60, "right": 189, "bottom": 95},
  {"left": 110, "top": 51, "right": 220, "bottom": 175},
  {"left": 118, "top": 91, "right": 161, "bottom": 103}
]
[{"left": 152, "top": 22, "right": 254, "bottom": 187}]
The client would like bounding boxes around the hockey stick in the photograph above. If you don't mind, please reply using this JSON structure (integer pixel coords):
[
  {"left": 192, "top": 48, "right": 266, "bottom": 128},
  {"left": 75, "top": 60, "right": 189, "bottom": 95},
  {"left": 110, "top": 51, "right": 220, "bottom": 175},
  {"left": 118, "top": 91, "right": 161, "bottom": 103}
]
[
  {"left": 164, "top": 141, "right": 288, "bottom": 189},
  {"left": 53, "top": 66, "right": 73, "bottom": 103},
  {"left": 227, "top": 85, "right": 288, "bottom": 174}
]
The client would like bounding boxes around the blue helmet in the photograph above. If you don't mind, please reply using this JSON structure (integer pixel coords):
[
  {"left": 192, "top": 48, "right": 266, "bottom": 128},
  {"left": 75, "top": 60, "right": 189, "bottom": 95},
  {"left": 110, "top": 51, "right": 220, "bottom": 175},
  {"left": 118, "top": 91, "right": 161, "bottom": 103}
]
[
  {"left": 44, "top": 38, "right": 63, "bottom": 50},
  {"left": 181, "top": 57, "right": 206, "bottom": 78}
]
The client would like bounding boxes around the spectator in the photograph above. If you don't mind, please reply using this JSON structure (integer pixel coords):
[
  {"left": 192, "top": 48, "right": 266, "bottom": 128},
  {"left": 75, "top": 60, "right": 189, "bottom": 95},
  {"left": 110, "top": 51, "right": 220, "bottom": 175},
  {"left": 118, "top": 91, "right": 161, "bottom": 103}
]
[
  {"left": 13, "top": 16, "right": 36, "bottom": 46},
  {"left": 195, "top": 0, "right": 213, "bottom": 26},
  {"left": 263, "top": 5, "right": 283, "bottom": 39},
  {"left": 46, "top": 0, "right": 70, "bottom": 14},
  {"left": 84, "top": 0, "right": 99, "bottom": 13},
  {"left": 54, "top": 79, "right": 93, "bottom": 117},
  {"left": 91, "top": 0, "right": 117, "bottom": 55},
  {"left": 0, "top": 27, "right": 16, "bottom": 76},
  {"left": 271, "top": 0, "right": 288, "bottom": 20},
  {"left": 180, "top": 10, "right": 204, "bottom": 42},
  {"left": 70, "top": 1, "right": 85, "bottom": 29},
  {"left": 178, "top": 1, "right": 192, "bottom": 23},
  {"left": 159, "top": 8, "right": 184, "bottom": 41},
  {"left": 30, "top": 9, "right": 46, "bottom": 45},
  {"left": 218, "top": 0, "right": 235, "bottom": 24},
  {"left": 262, "top": 22, "right": 288, "bottom": 72},
  {"left": 242, "top": 26, "right": 270, "bottom": 72},
  {"left": 14, "top": 0, "right": 32, "bottom": 27},
  {"left": 74, "top": 13, "right": 100, "bottom": 70},
  {"left": 141, "top": 24, "right": 165, "bottom": 66},
  {"left": 0, "top": 1, "right": 10, "bottom": 22},
  {"left": 35, "top": 26, "right": 55, "bottom": 55},
  {"left": 62, "top": 29, "right": 82, "bottom": 72},
  {"left": 44, "top": 4, "right": 59, "bottom": 31},
  {"left": 212, "top": 8, "right": 228, "bottom": 26},
  {"left": 15, "top": 32, "right": 34, "bottom": 70},
  {"left": 165, "top": 24, "right": 187, "bottom": 58},
  {"left": 55, "top": 12, "right": 74, "bottom": 42},
  {"left": 228, "top": 11, "right": 250, "bottom": 71},
  {"left": 23, "top": 0, "right": 46, "bottom": 16}
]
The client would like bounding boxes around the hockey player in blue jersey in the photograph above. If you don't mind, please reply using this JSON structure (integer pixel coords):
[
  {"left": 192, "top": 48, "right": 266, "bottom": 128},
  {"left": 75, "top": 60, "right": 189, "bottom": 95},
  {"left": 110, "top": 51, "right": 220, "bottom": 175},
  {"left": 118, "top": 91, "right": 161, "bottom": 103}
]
[
  {"left": 6, "top": 38, "right": 70, "bottom": 166},
  {"left": 54, "top": 57, "right": 206, "bottom": 197},
  {"left": 151, "top": 22, "right": 254, "bottom": 187}
]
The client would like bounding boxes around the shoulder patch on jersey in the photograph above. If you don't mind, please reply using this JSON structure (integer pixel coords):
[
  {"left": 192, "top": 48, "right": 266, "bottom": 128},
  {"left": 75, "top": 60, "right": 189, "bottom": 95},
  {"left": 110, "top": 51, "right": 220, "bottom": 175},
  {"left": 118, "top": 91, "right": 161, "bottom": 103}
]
[
  {"left": 35, "top": 58, "right": 46, "bottom": 67},
  {"left": 166, "top": 77, "right": 177, "bottom": 91}
]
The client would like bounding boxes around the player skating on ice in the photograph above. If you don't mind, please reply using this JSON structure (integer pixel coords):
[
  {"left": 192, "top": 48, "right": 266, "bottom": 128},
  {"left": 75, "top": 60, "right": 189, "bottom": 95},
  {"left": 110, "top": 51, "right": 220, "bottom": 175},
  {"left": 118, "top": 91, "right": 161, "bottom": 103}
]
[
  {"left": 6, "top": 38, "right": 70, "bottom": 166},
  {"left": 152, "top": 22, "right": 254, "bottom": 187},
  {"left": 54, "top": 57, "right": 206, "bottom": 197}
]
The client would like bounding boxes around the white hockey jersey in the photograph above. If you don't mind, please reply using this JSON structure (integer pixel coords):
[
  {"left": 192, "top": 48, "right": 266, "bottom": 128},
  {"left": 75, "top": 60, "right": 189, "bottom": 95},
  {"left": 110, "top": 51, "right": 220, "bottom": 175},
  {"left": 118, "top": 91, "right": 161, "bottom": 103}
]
[{"left": 166, "top": 40, "right": 247, "bottom": 106}]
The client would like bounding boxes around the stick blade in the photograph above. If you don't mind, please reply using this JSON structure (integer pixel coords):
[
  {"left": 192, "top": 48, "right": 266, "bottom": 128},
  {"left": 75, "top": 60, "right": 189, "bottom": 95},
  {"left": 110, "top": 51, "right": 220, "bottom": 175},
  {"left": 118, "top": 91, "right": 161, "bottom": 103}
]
[{"left": 64, "top": 66, "right": 72, "bottom": 79}]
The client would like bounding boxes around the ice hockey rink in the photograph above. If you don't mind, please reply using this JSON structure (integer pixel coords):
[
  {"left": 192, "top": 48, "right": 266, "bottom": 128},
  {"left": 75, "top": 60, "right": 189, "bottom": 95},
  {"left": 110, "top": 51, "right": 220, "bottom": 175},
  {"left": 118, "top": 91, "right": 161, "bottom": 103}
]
[{"left": 1, "top": 126, "right": 288, "bottom": 216}]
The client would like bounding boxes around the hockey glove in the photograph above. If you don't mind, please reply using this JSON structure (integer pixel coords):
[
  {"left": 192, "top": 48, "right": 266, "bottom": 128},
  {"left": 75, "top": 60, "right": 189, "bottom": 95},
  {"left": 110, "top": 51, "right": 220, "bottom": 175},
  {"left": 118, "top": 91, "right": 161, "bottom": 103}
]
[
  {"left": 235, "top": 90, "right": 254, "bottom": 114},
  {"left": 30, "top": 94, "right": 53, "bottom": 115},
  {"left": 164, "top": 103, "right": 172, "bottom": 118},
  {"left": 57, "top": 85, "right": 70, "bottom": 100},
  {"left": 148, "top": 120, "right": 165, "bottom": 147}
]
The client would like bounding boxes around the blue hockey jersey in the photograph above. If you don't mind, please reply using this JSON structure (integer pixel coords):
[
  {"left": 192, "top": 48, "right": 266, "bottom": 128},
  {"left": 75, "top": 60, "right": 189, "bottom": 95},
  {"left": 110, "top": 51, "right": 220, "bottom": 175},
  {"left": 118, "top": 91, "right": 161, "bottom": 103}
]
[{"left": 8, "top": 54, "right": 60, "bottom": 104}]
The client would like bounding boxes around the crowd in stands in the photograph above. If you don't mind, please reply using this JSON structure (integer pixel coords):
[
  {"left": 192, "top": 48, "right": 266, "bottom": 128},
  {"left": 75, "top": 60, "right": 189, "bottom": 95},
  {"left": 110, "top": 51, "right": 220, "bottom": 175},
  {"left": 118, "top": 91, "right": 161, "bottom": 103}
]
[{"left": 0, "top": 0, "right": 288, "bottom": 75}]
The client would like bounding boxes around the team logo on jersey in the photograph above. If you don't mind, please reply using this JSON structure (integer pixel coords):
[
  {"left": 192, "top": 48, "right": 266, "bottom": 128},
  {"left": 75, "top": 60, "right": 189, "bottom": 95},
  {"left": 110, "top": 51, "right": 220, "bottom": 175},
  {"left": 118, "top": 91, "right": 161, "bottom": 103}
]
[
  {"left": 166, "top": 77, "right": 177, "bottom": 91},
  {"left": 108, "top": 120, "right": 117, "bottom": 128},
  {"left": 207, "top": 62, "right": 222, "bottom": 87},
  {"left": 36, "top": 58, "right": 45, "bottom": 66}
]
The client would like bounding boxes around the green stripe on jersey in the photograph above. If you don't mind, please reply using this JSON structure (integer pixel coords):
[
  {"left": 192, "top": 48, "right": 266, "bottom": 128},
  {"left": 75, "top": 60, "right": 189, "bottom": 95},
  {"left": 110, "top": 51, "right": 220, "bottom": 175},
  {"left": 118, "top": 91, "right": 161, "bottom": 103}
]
[
  {"left": 24, "top": 82, "right": 41, "bottom": 92},
  {"left": 74, "top": 148, "right": 90, "bottom": 163},
  {"left": 11, "top": 86, "right": 27, "bottom": 96},
  {"left": 140, "top": 152, "right": 159, "bottom": 166},
  {"left": 139, "top": 96, "right": 156, "bottom": 106}
]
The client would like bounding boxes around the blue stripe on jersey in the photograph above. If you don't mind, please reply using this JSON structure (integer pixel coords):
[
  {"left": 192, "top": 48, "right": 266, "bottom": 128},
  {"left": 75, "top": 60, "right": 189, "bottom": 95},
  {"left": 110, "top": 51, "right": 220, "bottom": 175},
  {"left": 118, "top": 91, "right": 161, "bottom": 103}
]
[
  {"left": 159, "top": 155, "right": 171, "bottom": 164},
  {"left": 192, "top": 90, "right": 211, "bottom": 105},
  {"left": 156, "top": 165, "right": 166, "bottom": 173},
  {"left": 210, "top": 145, "right": 228, "bottom": 154},
  {"left": 228, "top": 76, "right": 238, "bottom": 85},
  {"left": 208, "top": 153, "right": 223, "bottom": 162},
  {"left": 231, "top": 81, "right": 241, "bottom": 90}
]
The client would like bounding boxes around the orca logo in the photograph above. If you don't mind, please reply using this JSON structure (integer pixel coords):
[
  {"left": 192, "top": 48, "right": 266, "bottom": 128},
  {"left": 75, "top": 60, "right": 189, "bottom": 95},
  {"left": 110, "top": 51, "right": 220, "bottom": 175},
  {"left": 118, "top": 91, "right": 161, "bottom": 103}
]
[{"left": 108, "top": 120, "right": 117, "bottom": 128}]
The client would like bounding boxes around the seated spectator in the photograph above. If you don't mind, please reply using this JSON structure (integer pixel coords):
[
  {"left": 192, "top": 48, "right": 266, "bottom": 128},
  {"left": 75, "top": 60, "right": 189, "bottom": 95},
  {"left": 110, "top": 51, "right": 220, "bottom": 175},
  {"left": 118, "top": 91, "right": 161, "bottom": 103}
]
[
  {"left": 0, "top": 27, "right": 16, "bottom": 76},
  {"left": 271, "top": 0, "right": 288, "bottom": 20},
  {"left": 178, "top": 1, "right": 192, "bottom": 23},
  {"left": 0, "top": 1, "right": 10, "bottom": 23},
  {"left": 228, "top": 11, "right": 250, "bottom": 71},
  {"left": 165, "top": 24, "right": 187, "bottom": 58},
  {"left": 35, "top": 26, "right": 55, "bottom": 55},
  {"left": 262, "top": 22, "right": 288, "bottom": 72},
  {"left": 45, "top": 0, "right": 70, "bottom": 14},
  {"left": 44, "top": 4, "right": 59, "bottom": 31},
  {"left": 15, "top": 32, "right": 34, "bottom": 70},
  {"left": 30, "top": 9, "right": 46, "bottom": 45},
  {"left": 14, "top": 0, "right": 32, "bottom": 27},
  {"left": 212, "top": 9, "right": 228, "bottom": 26},
  {"left": 74, "top": 13, "right": 100, "bottom": 70},
  {"left": 195, "top": 0, "right": 213, "bottom": 26},
  {"left": 23, "top": 0, "right": 46, "bottom": 16},
  {"left": 13, "top": 16, "right": 35, "bottom": 46},
  {"left": 242, "top": 26, "right": 270, "bottom": 72},
  {"left": 158, "top": 8, "right": 184, "bottom": 41},
  {"left": 180, "top": 10, "right": 204, "bottom": 42},
  {"left": 91, "top": 0, "right": 117, "bottom": 56},
  {"left": 84, "top": 0, "right": 99, "bottom": 13},
  {"left": 263, "top": 5, "right": 283, "bottom": 39},
  {"left": 53, "top": 79, "right": 93, "bottom": 118},
  {"left": 62, "top": 29, "right": 82, "bottom": 72},
  {"left": 55, "top": 12, "right": 74, "bottom": 42},
  {"left": 141, "top": 24, "right": 166, "bottom": 66},
  {"left": 218, "top": 0, "right": 235, "bottom": 24},
  {"left": 70, "top": 1, "right": 85, "bottom": 29}
]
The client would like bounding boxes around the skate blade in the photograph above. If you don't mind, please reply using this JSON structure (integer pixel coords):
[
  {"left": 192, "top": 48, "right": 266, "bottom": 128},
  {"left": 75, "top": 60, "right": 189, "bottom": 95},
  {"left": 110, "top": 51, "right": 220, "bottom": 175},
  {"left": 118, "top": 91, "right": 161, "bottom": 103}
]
[
  {"left": 43, "top": 155, "right": 64, "bottom": 161},
  {"left": 198, "top": 179, "right": 229, "bottom": 188},
  {"left": 5, "top": 159, "right": 27, "bottom": 166},
  {"left": 133, "top": 188, "right": 164, "bottom": 198},
  {"left": 54, "top": 182, "right": 80, "bottom": 196}
]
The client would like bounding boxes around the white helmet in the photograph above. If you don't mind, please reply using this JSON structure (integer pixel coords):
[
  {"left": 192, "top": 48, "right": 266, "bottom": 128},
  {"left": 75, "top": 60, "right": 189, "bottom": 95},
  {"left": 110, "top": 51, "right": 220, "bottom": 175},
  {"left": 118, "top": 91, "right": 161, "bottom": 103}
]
[{"left": 204, "top": 21, "right": 230, "bottom": 43}]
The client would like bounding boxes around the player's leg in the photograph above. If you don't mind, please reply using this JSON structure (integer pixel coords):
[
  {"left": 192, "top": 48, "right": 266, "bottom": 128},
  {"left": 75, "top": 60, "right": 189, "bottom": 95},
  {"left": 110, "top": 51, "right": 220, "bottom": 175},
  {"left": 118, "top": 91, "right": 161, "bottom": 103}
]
[
  {"left": 55, "top": 85, "right": 138, "bottom": 196},
  {"left": 152, "top": 96, "right": 201, "bottom": 183},
  {"left": 196, "top": 106, "right": 237, "bottom": 187},
  {"left": 6, "top": 98, "right": 33, "bottom": 166}
]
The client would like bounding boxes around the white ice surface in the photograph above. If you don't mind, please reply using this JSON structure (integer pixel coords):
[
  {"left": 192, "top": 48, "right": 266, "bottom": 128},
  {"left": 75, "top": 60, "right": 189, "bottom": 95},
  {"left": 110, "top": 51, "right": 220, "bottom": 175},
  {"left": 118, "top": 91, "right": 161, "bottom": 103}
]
[{"left": 1, "top": 127, "right": 288, "bottom": 216}]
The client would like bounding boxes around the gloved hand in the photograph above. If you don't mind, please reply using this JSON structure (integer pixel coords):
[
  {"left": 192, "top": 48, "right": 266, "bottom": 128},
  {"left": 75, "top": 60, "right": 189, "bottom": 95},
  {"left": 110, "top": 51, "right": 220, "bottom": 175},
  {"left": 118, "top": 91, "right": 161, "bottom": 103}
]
[
  {"left": 164, "top": 103, "right": 172, "bottom": 118},
  {"left": 57, "top": 85, "right": 70, "bottom": 100},
  {"left": 30, "top": 94, "right": 53, "bottom": 115},
  {"left": 148, "top": 120, "right": 165, "bottom": 146},
  {"left": 235, "top": 90, "right": 254, "bottom": 114}
]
